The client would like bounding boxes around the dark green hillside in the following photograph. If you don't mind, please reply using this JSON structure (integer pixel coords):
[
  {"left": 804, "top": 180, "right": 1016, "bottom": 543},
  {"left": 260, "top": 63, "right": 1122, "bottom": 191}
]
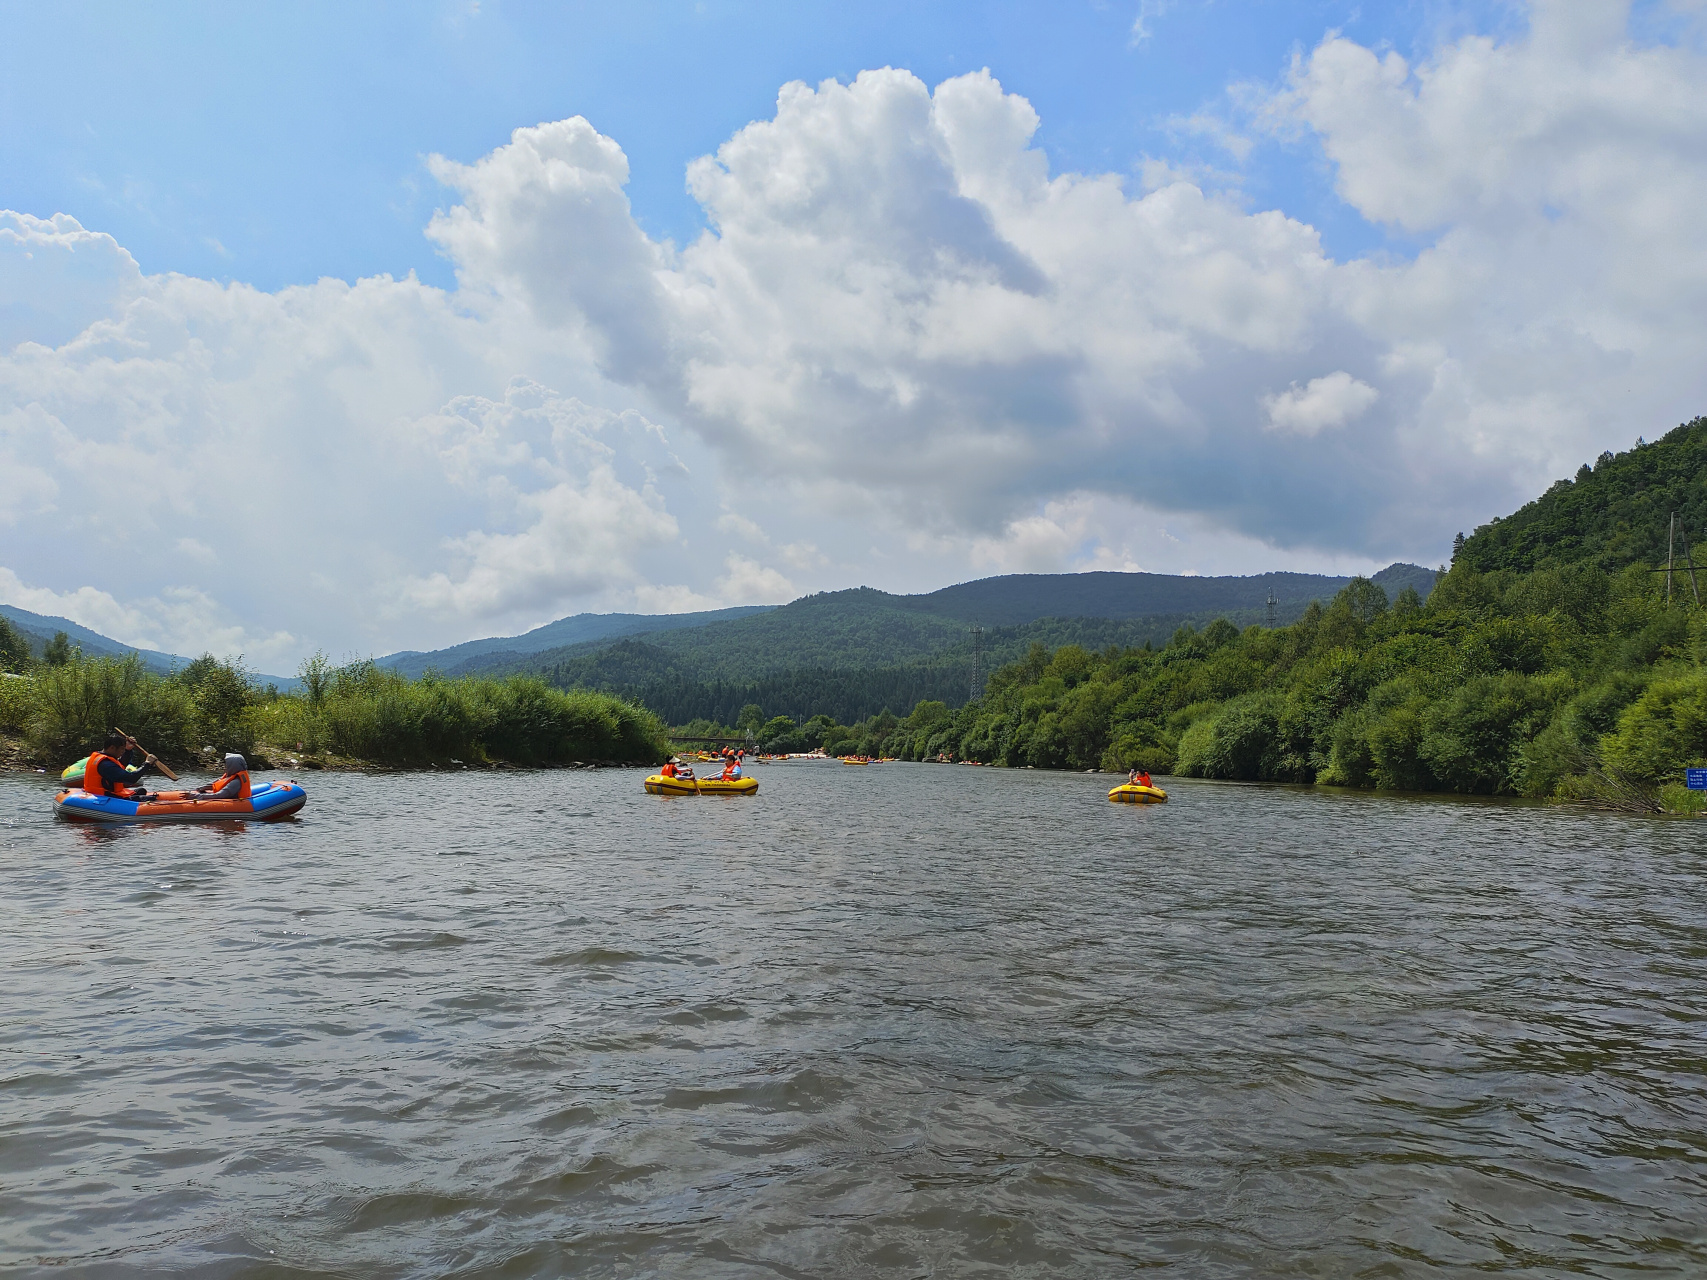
[
  {"left": 457, "top": 565, "right": 1434, "bottom": 686},
  {"left": 459, "top": 589, "right": 969, "bottom": 683},
  {"left": 906, "top": 563, "right": 1435, "bottom": 626},
  {"left": 1457, "top": 417, "right": 1707, "bottom": 574},
  {"left": 0, "top": 603, "right": 188, "bottom": 675},
  {"left": 379, "top": 604, "right": 773, "bottom": 680},
  {"left": 503, "top": 608, "right": 1368, "bottom": 726}
]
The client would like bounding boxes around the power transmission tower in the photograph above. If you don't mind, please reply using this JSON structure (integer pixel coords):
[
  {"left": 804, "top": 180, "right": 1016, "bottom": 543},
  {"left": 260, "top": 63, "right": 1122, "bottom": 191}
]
[
  {"left": 969, "top": 625, "right": 985, "bottom": 702},
  {"left": 1265, "top": 590, "right": 1278, "bottom": 629}
]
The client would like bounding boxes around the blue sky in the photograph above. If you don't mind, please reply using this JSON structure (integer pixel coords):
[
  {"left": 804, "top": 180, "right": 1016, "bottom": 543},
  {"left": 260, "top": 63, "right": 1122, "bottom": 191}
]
[{"left": 3, "top": 0, "right": 1518, "bottom": 291}]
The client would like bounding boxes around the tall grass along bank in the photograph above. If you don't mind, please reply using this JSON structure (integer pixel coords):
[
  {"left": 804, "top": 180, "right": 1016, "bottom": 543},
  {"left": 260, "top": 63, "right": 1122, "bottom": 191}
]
[{"left": 0, "top": 654, "right": 671, "bottom": 770}]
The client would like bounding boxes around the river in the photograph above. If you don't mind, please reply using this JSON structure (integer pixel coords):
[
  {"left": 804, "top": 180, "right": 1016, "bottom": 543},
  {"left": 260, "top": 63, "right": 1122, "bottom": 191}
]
[{"left": 1, "top": 763, "right": 1704, "bottom": 1277}]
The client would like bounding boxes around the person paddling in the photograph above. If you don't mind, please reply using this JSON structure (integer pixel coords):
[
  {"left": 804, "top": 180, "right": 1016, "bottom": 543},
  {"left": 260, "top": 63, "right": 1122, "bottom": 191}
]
[
  {"left": 82, "top": 731, "right": 160, "bottom": 799},
  {"left": 193, "top": 754, "right": 252, "bottom": 800}
]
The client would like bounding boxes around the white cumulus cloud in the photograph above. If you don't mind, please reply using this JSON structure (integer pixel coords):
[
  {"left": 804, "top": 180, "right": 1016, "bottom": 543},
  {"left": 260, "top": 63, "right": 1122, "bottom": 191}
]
[{"left": 1262, "top": 372, "right": 1380, "bottom": 436}]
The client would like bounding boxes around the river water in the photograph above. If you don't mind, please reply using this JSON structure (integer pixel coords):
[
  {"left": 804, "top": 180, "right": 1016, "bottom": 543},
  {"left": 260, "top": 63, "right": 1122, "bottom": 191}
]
[{"left": 1, "top": 763, "right": 1704, "bottom": 1278}]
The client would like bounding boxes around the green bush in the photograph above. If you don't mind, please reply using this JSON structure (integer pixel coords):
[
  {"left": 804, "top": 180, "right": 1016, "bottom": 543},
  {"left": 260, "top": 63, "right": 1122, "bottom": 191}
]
[
  {"left": 243, "top": 661, "right": 671, "bottom": 767},
  {"left": 174, "top": 654, "right": 259, "bottom": 755},
  {"left": 1657, "top": 782, "right": 1707, "bottom": 816},
  {"left": 1418, "top": 672, "right": 1567, "bottom": 794},
  {"left": 27, "top": 655, "right": 198, "bottom": 765},
  {"left": 0, "top": 675, "right": 33, "bottom": 735},
  {"left": 1601, "top": 671, "right": 1707, "bottom": 783}
]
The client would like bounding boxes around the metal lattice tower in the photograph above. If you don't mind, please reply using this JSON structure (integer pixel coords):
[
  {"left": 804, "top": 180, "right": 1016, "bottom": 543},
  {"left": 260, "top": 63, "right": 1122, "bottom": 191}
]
[
  {"left": 1266, "top": 590, "right": 1278, "bottom": 629},
  {"left": 969, "top": 625, "right": 985, "bottom": 702}
]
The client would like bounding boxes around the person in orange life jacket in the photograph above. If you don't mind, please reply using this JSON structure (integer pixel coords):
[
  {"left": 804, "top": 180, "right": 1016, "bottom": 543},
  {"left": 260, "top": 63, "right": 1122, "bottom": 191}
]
[
  {"left": 661, "top": 757, "right": 695, "bottom": 781},
  {"left": 83, "top": 731, "right": 161, "bottom": 799},
  {"left": 1129, "top": 766, "right": 1152, "bottom": 788},
  {"left": 193, "top": 753, "right": 252, "bottom": 800},
  {"left": 718, "top": 756, "right": 742, "bottom": 780}
]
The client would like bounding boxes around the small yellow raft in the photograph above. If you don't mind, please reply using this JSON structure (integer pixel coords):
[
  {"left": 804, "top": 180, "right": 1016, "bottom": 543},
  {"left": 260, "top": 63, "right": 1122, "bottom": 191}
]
[
  {"left": 1109, "top": 783, "right": 1168, "bottom": 804},
  {"left": 644, "top": 774, "right": 758, "bottom": 796},
  {"left": 697, "top": 776, "right": 757, "bottom": 795},
  {"left": 645, "top": 773, "right": 698, "bottom": 796}
]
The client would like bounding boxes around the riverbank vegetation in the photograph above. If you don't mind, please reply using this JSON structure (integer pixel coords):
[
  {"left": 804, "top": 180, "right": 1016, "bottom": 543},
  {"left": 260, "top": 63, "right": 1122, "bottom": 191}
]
[
  {"left": 724, "top": 564, "right": 1704, "bottom": 811},
  {"left": 713, "top": 423, "right": 1707, "bottom": 812},
  {"left": 0, "top": 652, "right": 670, "bottom": 770}
]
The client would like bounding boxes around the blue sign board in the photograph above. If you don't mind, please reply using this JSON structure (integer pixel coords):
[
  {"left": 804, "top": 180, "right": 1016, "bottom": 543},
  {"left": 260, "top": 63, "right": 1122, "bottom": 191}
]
[{"left": 1687, "top": 768, "right": 1707, "bottom": 791}]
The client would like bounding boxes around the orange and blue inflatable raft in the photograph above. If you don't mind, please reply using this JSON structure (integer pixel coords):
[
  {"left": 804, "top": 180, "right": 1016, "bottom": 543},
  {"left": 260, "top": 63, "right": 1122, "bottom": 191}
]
[
  {"left": 54, "top": 781, "right": 309, "bottom": 823},
  {"left": 1108, "top": 783, "right": 1168, "bottom": 804}
]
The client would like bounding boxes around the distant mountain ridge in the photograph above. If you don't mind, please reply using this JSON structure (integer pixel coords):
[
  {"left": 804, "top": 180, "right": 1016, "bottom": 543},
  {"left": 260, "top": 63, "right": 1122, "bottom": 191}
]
[
  {"left": 378, "top": 605, "right": 774, "bottom": 680},
  {"left": 1, "top": 604, "right": 188, "bottom": 673},
  {"left": 0, "top": 604, "right": 299, "bottom": 689},
  {"left": 412, "top": 563, "right": 1437, "bottom": 698}
]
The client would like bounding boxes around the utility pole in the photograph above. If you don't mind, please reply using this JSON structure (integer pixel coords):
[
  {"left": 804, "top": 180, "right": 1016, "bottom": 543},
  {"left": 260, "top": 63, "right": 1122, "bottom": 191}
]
[
  {"left": 969, "top": 625, "right": 984, "bottom": 703},
  {"left": 1685, "top": 521, "right": 1703, "bottom": 608},
  {"left": 1667, "top": 511, "right": 1676, "bottom": 605}
]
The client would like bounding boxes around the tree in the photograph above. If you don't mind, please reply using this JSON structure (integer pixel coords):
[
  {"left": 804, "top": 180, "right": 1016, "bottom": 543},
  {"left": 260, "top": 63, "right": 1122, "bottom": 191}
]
[
  {"left": 736, "top": 703, "right": 764, "bottom": 733},
  {"left": 42, "top": 631, "right": 75, "bottom": 667},
  {"left": 0, "top": 616, "right": 30, "bottom": 673}
]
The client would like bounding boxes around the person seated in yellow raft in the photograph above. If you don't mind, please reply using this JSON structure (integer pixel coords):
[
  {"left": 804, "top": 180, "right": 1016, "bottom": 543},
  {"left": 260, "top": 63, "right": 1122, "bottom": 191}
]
[
  {"left": 717, "top": 754, "right": 742, "bottom": 781},
  {"left": 660, "top": 757, "right": 695, "bottom": 782},
  {"left": 1129, "top": 766, "right": 1153, "bottom": 788}
]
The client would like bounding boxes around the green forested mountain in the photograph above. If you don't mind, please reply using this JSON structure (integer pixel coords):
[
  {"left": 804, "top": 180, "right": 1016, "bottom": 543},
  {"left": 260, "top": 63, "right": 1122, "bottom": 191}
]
[
  {"left": 448, "top": 563, "right": 1433, "bottom": 690},
  {"left": 0, "top": 603, "right": 298, "bottom": 687},
  {"left": 1457, "top": 417, "right": 1707, "bottom": 574},
  {"left": 0, "top": 603, "right": 192, "bottom": 675},
  {"left": 898, "top": 563, "right": 1437, "bottom": 626},
  {"left": 759, "top": 424, "right": 1707, "bottom": 811},
  {"left": 378, "top": 604, "right": 774, "bottom": 679},
  {"left": 464, "top": 573, "right": 1430, "bottom": 725}
]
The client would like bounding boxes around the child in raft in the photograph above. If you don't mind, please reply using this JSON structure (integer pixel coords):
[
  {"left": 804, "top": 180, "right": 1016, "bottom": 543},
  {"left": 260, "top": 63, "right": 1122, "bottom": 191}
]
[{"left": 1129, "top": 766, "right": 1152, "bottom": 788}]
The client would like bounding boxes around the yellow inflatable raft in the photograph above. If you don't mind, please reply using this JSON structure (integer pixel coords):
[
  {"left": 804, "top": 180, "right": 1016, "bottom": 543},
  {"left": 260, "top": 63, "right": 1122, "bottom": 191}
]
[
  {"left": 644, "top": 774, "right": 758, "bottom": 796},
  {"left": 697, "top": 776, "right": 758, "bottom": 795},
  {"left": 645, "top": 773, "right": 698, "bottom": 796},
  {"left": 1108, "top": 783, "right": 1168, "bottom": 804}
]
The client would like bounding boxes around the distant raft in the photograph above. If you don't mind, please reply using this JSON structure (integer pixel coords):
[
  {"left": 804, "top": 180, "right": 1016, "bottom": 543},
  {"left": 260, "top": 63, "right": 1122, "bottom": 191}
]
[
  {"left": 644, "top": 774, "right": 758, "bottom": 796},
  {"left": 54, "top": 781, "right": 309, "bottom": 824},
  {"left": 61, "top": 757, "right": 88, "bottom": 782},
  {"left": 1108, "top": 783, "right": 1168, "bottom": 804}
]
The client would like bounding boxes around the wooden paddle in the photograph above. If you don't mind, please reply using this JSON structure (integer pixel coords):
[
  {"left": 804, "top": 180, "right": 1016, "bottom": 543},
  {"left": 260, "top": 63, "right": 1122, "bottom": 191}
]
[{"left": 114, "top": 727, "right": 180, "bottom": 782}]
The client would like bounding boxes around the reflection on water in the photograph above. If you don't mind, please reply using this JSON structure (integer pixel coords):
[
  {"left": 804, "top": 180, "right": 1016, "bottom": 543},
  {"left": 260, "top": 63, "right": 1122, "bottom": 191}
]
[{"left": 2, "top": 764, "right": 1704, "bottom": 1277}]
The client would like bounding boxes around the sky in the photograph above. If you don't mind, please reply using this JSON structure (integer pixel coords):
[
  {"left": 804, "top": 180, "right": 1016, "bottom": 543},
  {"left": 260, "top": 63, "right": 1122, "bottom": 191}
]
[{"left": 2, "top": 0, "right": 1706, "bottom": 668}]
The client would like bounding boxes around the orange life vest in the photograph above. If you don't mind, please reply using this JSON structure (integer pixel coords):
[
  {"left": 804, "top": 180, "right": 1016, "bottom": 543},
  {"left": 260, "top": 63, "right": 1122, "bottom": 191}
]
[
  {"left": 661, "top": 762, "right": 677, "bottom": 777},
  {"left": 208, "top": 770, "right": 252, "bottom": 799},
  {"left": 83, "top": 751, "right": 135, "bottom": 798}
]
